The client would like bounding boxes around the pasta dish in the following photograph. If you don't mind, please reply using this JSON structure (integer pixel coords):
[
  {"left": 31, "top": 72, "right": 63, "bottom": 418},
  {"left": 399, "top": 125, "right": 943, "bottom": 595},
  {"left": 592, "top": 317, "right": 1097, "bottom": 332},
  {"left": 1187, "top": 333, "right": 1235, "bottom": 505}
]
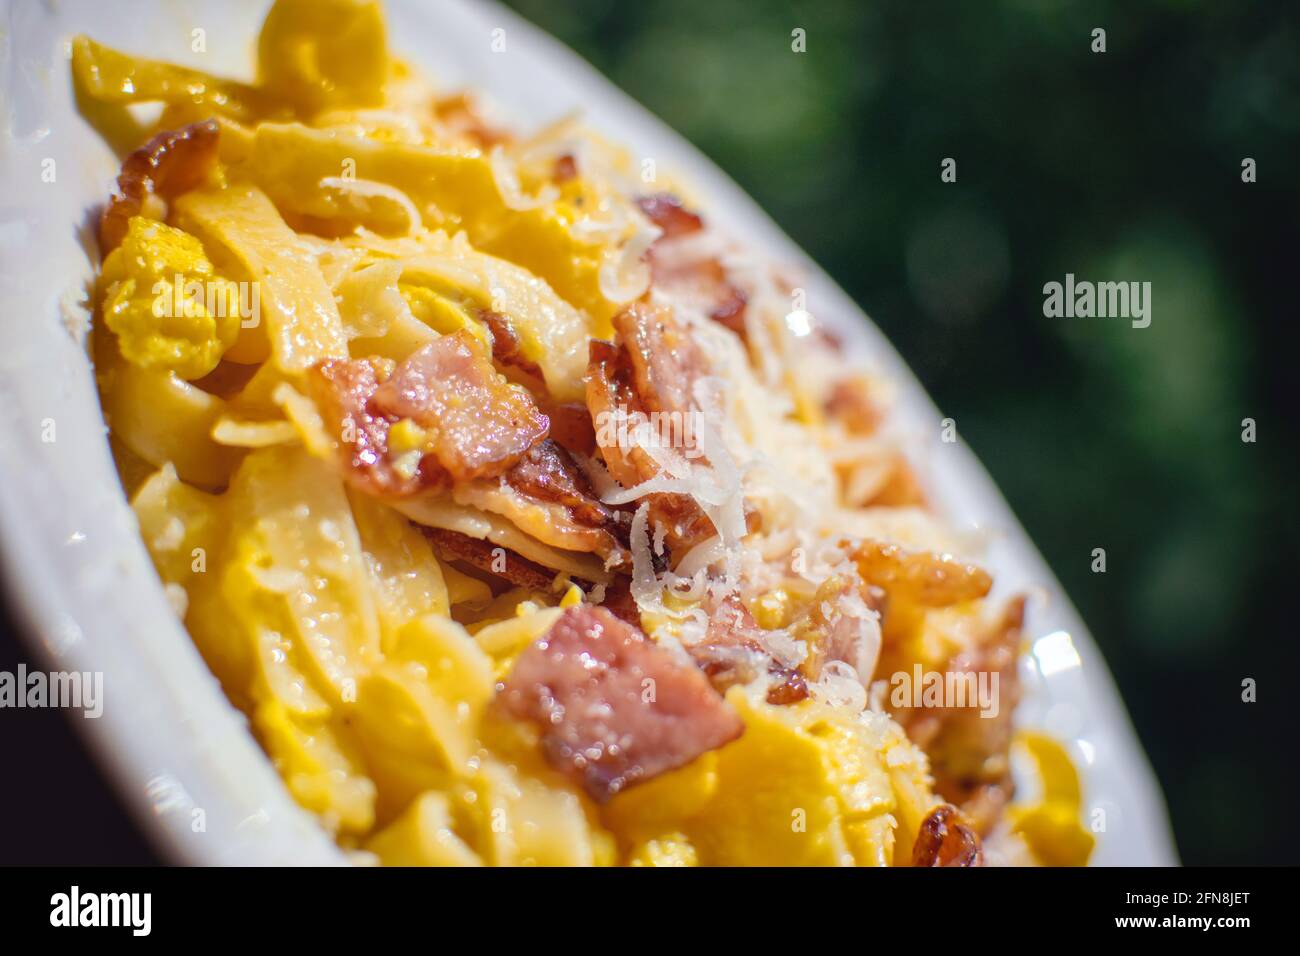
[{"left": 73, "top": 0, "right": 1093, "bottom": 866}]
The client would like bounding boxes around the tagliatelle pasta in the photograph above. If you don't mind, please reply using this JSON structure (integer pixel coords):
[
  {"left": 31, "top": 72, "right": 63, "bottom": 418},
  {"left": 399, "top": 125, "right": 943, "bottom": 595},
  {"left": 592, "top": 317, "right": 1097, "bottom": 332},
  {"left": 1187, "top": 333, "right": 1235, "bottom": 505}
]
[{"left": 78, "top": 0, "right": 1092, "bottom": 866}]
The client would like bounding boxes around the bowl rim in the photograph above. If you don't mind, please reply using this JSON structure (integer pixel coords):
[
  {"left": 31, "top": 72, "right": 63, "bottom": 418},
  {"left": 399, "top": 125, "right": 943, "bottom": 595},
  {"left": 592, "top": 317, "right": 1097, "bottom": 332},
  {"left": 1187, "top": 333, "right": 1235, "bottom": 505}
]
[{"left": 0, "top": 0, "right": 1178, "bottom": 866}]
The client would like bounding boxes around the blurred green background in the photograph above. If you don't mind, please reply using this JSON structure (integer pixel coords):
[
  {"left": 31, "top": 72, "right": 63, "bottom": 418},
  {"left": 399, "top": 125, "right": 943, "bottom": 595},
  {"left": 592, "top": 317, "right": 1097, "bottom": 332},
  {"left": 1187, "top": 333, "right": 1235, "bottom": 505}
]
[{"left": 504, "top": 0, "right": 1299, "bottom": 864}]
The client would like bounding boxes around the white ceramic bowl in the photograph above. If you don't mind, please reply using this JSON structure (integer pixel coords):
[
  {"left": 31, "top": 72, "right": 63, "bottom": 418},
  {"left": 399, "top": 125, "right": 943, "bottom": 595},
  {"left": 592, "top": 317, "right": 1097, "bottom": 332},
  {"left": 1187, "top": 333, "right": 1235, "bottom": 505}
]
[{"left": 0, "top": 0, "right": 1177, "bottom": 865}]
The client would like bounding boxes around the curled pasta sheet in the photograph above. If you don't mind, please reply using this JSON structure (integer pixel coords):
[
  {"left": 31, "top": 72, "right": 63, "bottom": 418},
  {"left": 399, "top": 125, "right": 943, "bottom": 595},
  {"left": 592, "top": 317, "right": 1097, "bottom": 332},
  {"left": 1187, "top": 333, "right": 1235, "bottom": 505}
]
[
  {"left": 81, "top": 0, "right": 1094, "bottom": 866},
  {"left": 242, "top": 122, "right": 632, "bottom": 334},
  {"left": 174, "top": 184, "right": 348, "bottom": 371},
  {"left": 99, "top": 350, "right": 245, "bottom": 490}
]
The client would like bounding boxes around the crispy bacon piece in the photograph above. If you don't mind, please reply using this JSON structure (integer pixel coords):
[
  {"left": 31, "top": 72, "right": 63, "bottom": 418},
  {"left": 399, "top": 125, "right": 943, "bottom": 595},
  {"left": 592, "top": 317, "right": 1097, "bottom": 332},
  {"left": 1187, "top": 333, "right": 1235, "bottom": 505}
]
[
  {"left": 637, "top": 193, "right": 704, "bottom": 239},
  {"left": 542, "top": 401, "right": 597, "bottom": 457},
  {"left": 100, "top": 120, "right": 220, "bottom": 251},
  {"left": 586, "top": 303, "right": 718, "bottom": 556},
  {"left": 373, "top": 332, "right": 548, "bottom": 478},
  {"left": 637, "top": 193, "right": 749, "bottom": 336},
  {"left": 893, "top": 597, "right": 1025, "bottom": 835},
  {"left": 825, "top": 378, "right": 884, "bottom": 436},
  {"left": 507, "top": 441, "right": 628, "bottom": 542},
  {"left": 653, "top": 252, "right": 751, "bottom": 337},
  {"left": 586, "top": 345, "right": 712, "bottom": 553},
  {"left": 645, "top": 496, "right": 720, "bottom": 557},
  {"left": 867, "top": 459, "right": 927, "bottom": 508},
  {"left": 423, "top": 528, "right": 558, "bottom": 593},
  {"left": 307, "top": 356, "right": 428, "bottom": 497},
  {"left": 814, "top": 324, "right": 845, "bottom": 351},
  {"left": 689, "top": 597, "right": 809, "bottom": 705},
  {"left": 615, "top": 300, "right": 708, "bottom": 417},
  {"left": 456, "top": 440, "right": 631, "bottom": 567},
  {"left": 499, "top": 606, "right": 744, "bottom": 802},
  {"left": 912, "top": 804, "right": 985, "bottom": 867},
  {"left": 475, "top": 308, "right": 598, "bottom": 457},
  {"left": 849, "top": 540, "right": 992, "bottom": 607},
  {"left": 654, "top": 256, "right": 748, "bottom": 338},
  {"left": 587, "top": 338, "right": 650, "bottom": 489},
  {"left": 785, "top": 575, "right": 882, "bottom": 683},
  {"left": 479, "top": 308, "right": 544, "bottom": 382},
  {"left": 307, "top": 331, "right": 548, "bottom": 497},
  {"left": 764, "top": 670, "right": 811, "bottom": 705},
  {"left": 552, "top": 153, "right": 578, "bottom": 184},
  {"left": 708, "top": 282, "right": 748, "bottom": 336}
]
